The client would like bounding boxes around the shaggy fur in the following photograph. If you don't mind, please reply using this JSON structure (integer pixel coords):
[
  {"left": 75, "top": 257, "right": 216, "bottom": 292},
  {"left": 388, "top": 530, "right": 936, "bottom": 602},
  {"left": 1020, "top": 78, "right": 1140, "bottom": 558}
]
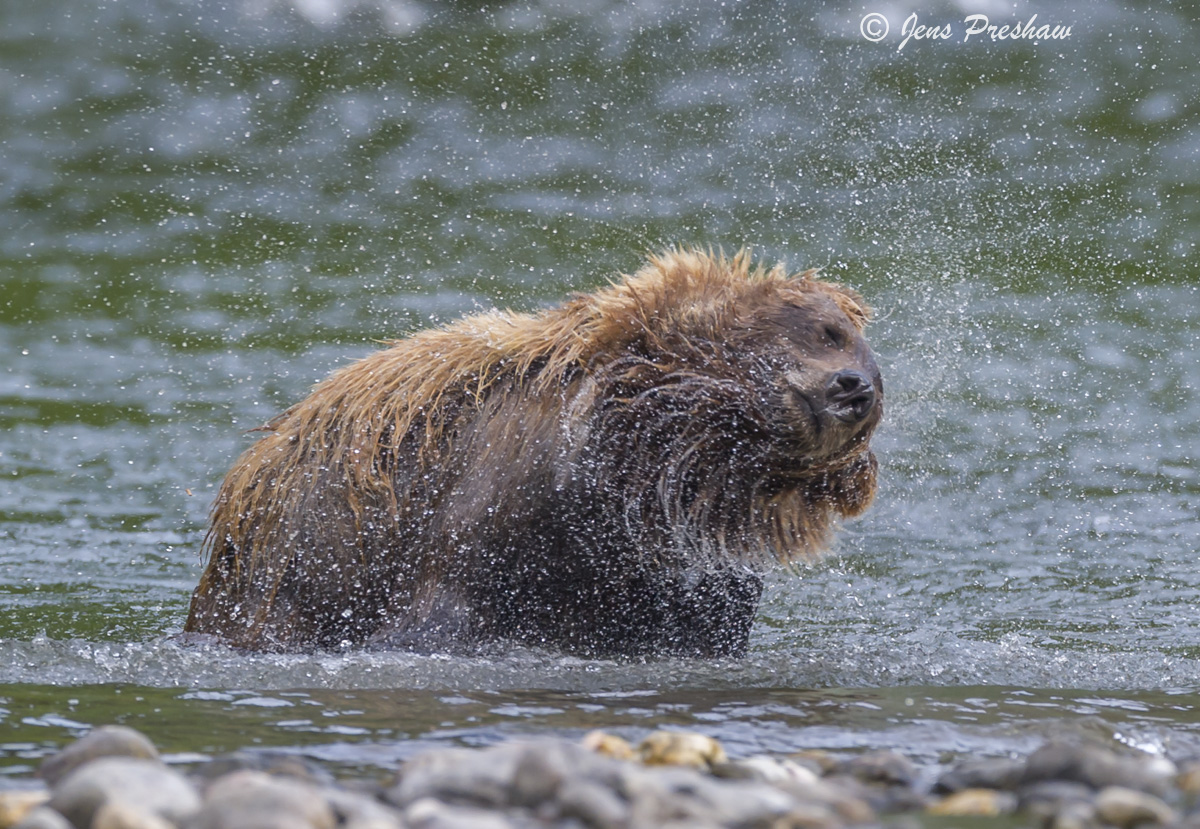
[{"left": 184, "top": 249, "right": 883, "bottom": 656}]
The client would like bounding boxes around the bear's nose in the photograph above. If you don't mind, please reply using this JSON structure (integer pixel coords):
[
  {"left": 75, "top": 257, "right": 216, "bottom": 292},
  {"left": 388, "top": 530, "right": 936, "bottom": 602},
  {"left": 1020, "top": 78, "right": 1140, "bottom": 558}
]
[{"left": 826, "top": 370, "right": 876, "bottom": 423}]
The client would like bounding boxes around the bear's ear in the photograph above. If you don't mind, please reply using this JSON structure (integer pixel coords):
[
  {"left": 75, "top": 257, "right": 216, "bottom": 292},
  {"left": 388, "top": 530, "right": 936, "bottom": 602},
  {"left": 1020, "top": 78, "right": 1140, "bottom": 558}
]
[{"left": 808, "top": 277, "right": 872, "bottom": 331}]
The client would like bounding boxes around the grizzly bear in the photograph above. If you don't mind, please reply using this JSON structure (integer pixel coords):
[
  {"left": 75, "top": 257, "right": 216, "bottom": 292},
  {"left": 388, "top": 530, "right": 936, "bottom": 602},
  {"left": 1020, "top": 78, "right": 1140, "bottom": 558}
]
[{"left": 183, "top": 249, "right": 883, "bottom": 657}]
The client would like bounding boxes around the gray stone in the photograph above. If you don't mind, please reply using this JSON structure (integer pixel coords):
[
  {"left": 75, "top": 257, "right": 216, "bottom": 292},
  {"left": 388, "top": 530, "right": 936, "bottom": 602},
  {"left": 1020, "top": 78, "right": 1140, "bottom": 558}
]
[
  {"left": 1018, "top": 781, "right": 1095, "bottom": 823},
  {"left": 191, "top": 770, "right": 336, "bottom": 829},
  {"left": 927, "top": 788, "right": 1018, "bottom": 817},
  {"left": 12, "top": 806, "right": 74, "bottom": 829},
  {"left": 712, "top": 756, "right": 820, "bottom": 786},
  {"left": 403, "top": 798, "right": 516, "bottom": 829},
  {"left": 92, "top": 802, "right": 175, "bottom": 829},
  {"left": 776, "top": 777, "right": 877, "bottom": 826},
  {"left": 387, "top": 746, "right": 523, "bottom": 810},
  {"left": 194, "top": 752, "right": 334, "bottom": 786},
  {"left": 321, "top": 787, "right": 403, "bottom": 829},
  {"left": 48, "top": 757, "right": 199, "bottom": 829},
  {"left": 1021, "top": 740, "right": 1174, "bottom": 795},
  {"left": 0, "top": 790, "right": 49, "bottom": 828},
  {"left": 1094, "top": 785, "right": 1177, "bottom": 827},
  {"left": 840, "top": 751, "right": 917, "bottom": 787},
  {"left": 620, "top": 765, "right": 798, "bottom": 829},
  {"left": 554, "top": 778, "right": 629, "bottom": 829},
  {"left": 509, "top": 742, "right": 585, "bottom": 808},
  {"left": 40, "top": 727, "right": 160, "bottom": 787},
  {"left": 1050, "top": 801, "right": 1098, "bottom": 829},
  {"left": 934, "top": 757, "right": 1026, "bottom": 793},
  {"left": 821, "top": 772, "right": 923, "bottom": 814}
]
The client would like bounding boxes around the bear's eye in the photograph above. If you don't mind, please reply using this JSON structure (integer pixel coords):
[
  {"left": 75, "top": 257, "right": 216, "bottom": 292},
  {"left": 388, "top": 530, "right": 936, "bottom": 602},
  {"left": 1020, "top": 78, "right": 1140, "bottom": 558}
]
[{"left": 823, "top": 325, "right": 846, "bottom": 348}]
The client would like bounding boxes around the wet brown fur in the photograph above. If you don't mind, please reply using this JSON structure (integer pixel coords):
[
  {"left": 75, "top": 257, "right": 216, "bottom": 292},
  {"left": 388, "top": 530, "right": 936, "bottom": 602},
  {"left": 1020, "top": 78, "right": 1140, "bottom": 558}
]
[{"left": 184, "top": 249, "right": 882, "bottom": 655}]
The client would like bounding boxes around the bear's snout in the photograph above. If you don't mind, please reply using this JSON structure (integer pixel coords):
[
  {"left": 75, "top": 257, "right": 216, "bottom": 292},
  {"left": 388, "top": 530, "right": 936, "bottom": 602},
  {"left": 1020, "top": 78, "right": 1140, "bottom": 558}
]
[{"left": 825, "top": 369, "right": 876, "bottom": 423}]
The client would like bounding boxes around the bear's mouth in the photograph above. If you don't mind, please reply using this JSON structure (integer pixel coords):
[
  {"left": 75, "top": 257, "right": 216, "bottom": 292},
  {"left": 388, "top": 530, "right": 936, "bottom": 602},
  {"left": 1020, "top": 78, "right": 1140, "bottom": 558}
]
[
  {"left": 824, "top": 369, "right": 878, "bottom": 424},
  {"left": 780, "top": 376, "right": 879, "bottom": 454}
]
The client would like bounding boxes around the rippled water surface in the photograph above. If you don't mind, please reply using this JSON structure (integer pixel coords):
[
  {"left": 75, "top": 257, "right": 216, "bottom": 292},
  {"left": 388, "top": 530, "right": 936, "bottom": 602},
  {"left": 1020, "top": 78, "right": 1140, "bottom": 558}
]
[{"left": 2, "top": 0, "right": 1199, "bottom": 773}]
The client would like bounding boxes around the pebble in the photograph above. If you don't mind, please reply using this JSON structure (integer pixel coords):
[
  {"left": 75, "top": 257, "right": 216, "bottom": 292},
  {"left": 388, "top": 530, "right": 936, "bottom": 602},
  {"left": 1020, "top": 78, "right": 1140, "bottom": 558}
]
[
  {"left": 192, "top": 770, "right": 336, "bottom": 829},
  {"left": 1177, "top": 759, "right": 1200, "bottom": 797},
  {"left": 387, "top": 745, "right": 525, "bottom": 810},
  {"left": 13, "top": 722, "right": 1200, "bottom": 829},
  {"left": 47, "top": 758, "right": 199, "bottom": 829},
  {"left": 1021, "top": 740, "right": 1175, "bottom": 795},
  {"left": 637, "top": 730, "right": 727, "bottom": 769},
  {"left": 1094, "top": 785, "right": 1177, "bottom": 827},
  {"left": 193, "top": 751, "right": 333, "bottom": 786},
  {"left": 0, "top": 792, "right": 48, "bottom": 828},
  {"left": 839, "top": 751, "right": 916, "bottom": 788},
  {"left": 713, "top": 755, "right": 820, "bottom": 786},
  {"left": 1019, "top": 780, "right": 1096, "bottom": 823},
  {"left": 404, "top": 798, "right": 514, "bottom": 829},
  {"left": 933, "top": 757, "right": 1025, "bottom": 793},
  {"left": 11, "top": 806, "right": 73, "bottom": 829},
  {"left": 927, "top": 787, "right": 1017, "bottom": 817},
  {"left": 322, "top": 786, "right": 403, "bottom": 829},
  {"left": 1049, "top": 801, "right": 1097, "bottom": 829},
  {"left": 39, "top": 727, "right": 159, "bottom": 787},
  {"left": 581, "top": 730, "right": 635, "bottom": 762},
  {"left": 91, "top": 802, "right": 175, "bottom": 829}
]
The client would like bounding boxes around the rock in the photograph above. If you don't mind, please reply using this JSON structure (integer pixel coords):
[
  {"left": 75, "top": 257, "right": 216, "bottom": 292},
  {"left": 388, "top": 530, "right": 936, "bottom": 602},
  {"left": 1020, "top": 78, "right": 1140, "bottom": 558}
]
[
  {"left": 403, "top": 798, "right": 516, "bottom": 829},
  {"left": 39, "top": 727, "right": 159, "bottom": 787},
  {"left": 509, "top": 743, "right": 570, "bottom": 808},
  {"left": 927, "top": 788, "right": 1018, "bottom": 817},
  {"left": 191, "top": 770, "right": 336, "bottom": 829},
  {"left": 193, "top": 751, "right": 334, "bottom": 786},
  {"left": 1018, "top": 781, "right": 1095, "bottom": 824},
  {"left": 1177, "top": 759, "right": 1200, "bottom": 797},
  {"left": 1094, "top": 786, "right": 1177, "bottom": 827},
  {"left": 839, "top": 751, "right": 917, "bottom": 788},
  {"left": 554, "top": 778, "right": 629, "bottom": 829},
  {"left": 1021, "top": 740, "right": 1174, "bottom": 795},
  {"left": 1049, "top": 801, "right": 1097, "bottom": 829},
  {"left": 91, "top": 802, "right": 175, "bottom": 829},
  {"left": 48, "top": 758, "right": 199, "bottom": 829},
  {"left": 387, "top": 746, "right": 522, "bottom": 810},
  {"left": 934, "top": 757, "right": 1025, "bottom": 793},
  {"left": 821, "top": 772, "right": 925, "bottom": 814},
  {"left": 622, "top": 764, "right": 808, "bottom": 828},
  {"left": 321, "top": 787, "right": 404, "bottom": 829},
  {"left": 0, "top": 791, "right": 48, "bottom": 828},
  {"left": 581, "top": 731, "right": 635, "bottom": 762},
  {"left": 11, "top": 806, "right": 73, "bottom": 829},
  {"left": 712, "top": 755, "right": 820, "bottom": 786},
  {"left": 787, "top": 750, "right": 839, "bottom": 776},
  {"left": 637, "top": 731, "right": 727, "bottom": 769},
  {"left": 773, "top": 777, "right": 876, "bottom": 825}
]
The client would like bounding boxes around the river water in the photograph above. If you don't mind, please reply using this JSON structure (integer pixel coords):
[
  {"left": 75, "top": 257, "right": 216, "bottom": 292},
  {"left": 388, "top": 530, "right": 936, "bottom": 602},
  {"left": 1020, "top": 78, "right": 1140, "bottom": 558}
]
[{"left": 2, "top": 0, "right": 1199, "bottom": 779}]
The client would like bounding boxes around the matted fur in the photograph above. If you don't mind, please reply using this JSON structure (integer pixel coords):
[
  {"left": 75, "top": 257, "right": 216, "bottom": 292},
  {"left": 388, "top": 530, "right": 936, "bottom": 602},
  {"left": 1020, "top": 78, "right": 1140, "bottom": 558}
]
[{"left": 184, "top": 249, "right": 883, "bottom": 655}]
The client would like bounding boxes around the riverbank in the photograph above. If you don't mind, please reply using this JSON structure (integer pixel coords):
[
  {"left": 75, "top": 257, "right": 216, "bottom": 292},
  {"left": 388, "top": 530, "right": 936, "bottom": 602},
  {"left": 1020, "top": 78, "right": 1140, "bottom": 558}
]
[{"left": 2, "top": 724, "right": 1198, "bottom": 829}]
